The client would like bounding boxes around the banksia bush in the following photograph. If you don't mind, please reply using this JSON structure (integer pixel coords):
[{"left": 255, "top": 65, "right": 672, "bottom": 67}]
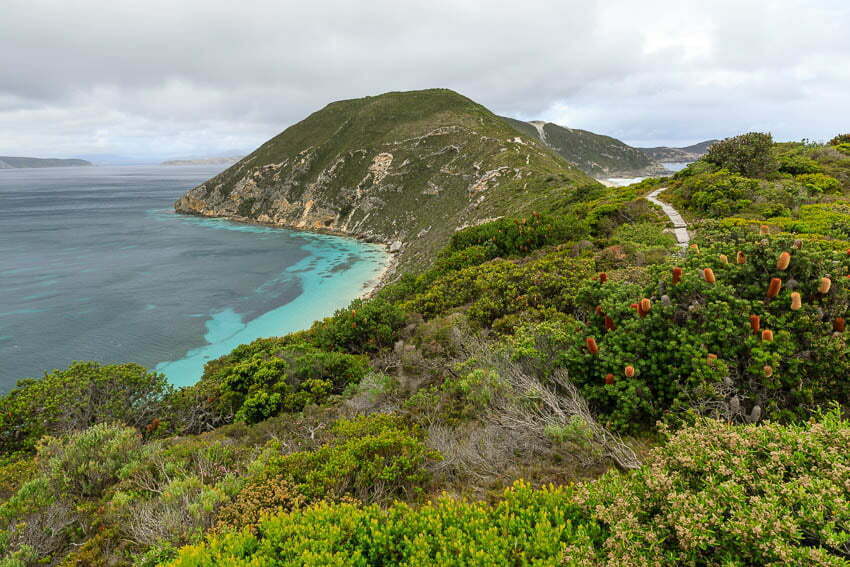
[
  {"left": 835, "top": 317, "right": 846, "bottom": 332},
  {"left": 767, "top": 278, "right": 782, "bottom": 298},
  {"left": 790, "top": 292, "right": 802, "bottom": 311},
  {"left": 776, "top": 251, "right": 791, "bottom": 270},
  {"left": 703, "top": 268, "right": 716, "bottom": 283},
  {"left": 736, "top": 251, "right": 746, "bottom": 264},
  {"left": 749, "top": 314, "right": 761, "bottom": 333},
  {"left": 624, "top": 365, "right": 635, "bottom": 378},
  {"left": 818, "top": 277, "right": 831, "bottom": 294},
  {"left": 762, "top": 329, "right": 774, "bottom": 342},
  {"left": 585, "top": 337, "right": 599, "bottom": 355},
  {"left": 672, "top": 267, "right": 683, "bottom": 284}
]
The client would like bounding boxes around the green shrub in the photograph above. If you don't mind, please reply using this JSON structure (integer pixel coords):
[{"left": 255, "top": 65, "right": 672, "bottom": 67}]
[
  {"left": 704, "top": 132, "right": 778, "bottom": 177},
  {"left": 309, "top": 298, "right": 406, "bottom": 354},
  {"left": 255, "top": 414, "right": 438, "bottom": 503},
  {"left": 558, "top": 229, "right": 850, "bottom": 433},
  {"left": 829, "top": 133, "right": 850, "bottom": 146},
  {"left": 0, "top": 362, "right": 170, "bottom": 456},
  {"left": 446, "top": 212, "right": 585, "bottom": 258},
  {"left": 795, "top": 172, "right": 841, "bottom": 194}
]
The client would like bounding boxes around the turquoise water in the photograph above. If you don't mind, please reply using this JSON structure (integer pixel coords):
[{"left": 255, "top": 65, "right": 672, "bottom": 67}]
[{"left": 0, "top": 166, "right": 388, "bottom": 390}]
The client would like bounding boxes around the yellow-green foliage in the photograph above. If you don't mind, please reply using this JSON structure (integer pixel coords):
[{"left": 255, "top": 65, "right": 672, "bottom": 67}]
[{"left": 169, "top": 412, "right": 850, "bottom": 566}]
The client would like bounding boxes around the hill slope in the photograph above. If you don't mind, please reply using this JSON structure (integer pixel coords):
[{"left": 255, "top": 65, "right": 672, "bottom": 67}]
[
  {"left": 175, "top": 89, "right": 599, "bottom": 271},
  {"left": 500, "top": 117, "right": 666, "bottom": 178},
  {"left": 638, "top": 139, "right": 719, "bottom": 162},
  {"left": 0, "top": 156, "right": 92, "bottom": 169}
]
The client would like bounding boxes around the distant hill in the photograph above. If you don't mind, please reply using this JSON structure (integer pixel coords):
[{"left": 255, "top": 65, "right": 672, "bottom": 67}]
[
  {"left": 175, "top": 88, "right": 598, "bottom": 271},
  {"left": 161, "top": 157, "right": 243, "bottom": 166},
  {"left": 0, "top": 156, "right": 92, "bottom": 169},
  {"left": 638, "top": 140, "right": 719, "bottom": 162},
  {"left": 500, "top": 117, "right": 667, "bottom": 178}
]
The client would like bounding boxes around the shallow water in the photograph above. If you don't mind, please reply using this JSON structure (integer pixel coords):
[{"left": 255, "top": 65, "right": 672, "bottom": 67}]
[{"left": 0, "top": 165, "right": 387, "bottom": 390}]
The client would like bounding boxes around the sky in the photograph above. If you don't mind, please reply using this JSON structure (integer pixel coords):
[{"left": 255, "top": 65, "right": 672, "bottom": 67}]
[{"left": 1, "top": 0, "right": 848, "bottom": 162}]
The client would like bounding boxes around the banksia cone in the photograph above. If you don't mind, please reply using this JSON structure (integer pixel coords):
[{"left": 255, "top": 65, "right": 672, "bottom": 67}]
[
  {"left": 749, "top": 314, "right": 761, "bottom": 333},
  {"left": 707, "top": 353, "right": 718, "bottom": 365},
  {"left": 761, "top": 329, "right": 774, "bottom": 342},
  {"left": 749, "top": 405, "right": 762, "bottom": 423},
  {"left": 793, "top": 239, "right": 803, "bottom": 250},
  {"left": 835, "top": 317, "right": 846, "bottom": 332},
  {"left": 624, "top": 365, "right": 636, "bottom": 378},
  {"left": 630, "top": 302, "right": 639, "bottom": 311},
  {"left": 604, "top": 315, "right": 616, "bottom": 331},
  {"left": 759, "top": 224, "right": 770, "bottom": 235},
  {"left": 598, "top": 272, "right": 608, "bottom": 284},
  {"left": 703, "top": 268, "right": 716, "bottom": 283},
  {"left": 790, "top": 292, "right": 802, "bottom": 311},
  {"left": 776, "top": 251, "right": 791, "bottom": 271},
  {"left": 767, "top": 278, "right": 782, "bottom": 298},
  {"left": 639, "top": 298, "right": 652, "bottom": 316},
  {"left": 763, "top": 365, "right": 773, "bottom": 377},
  {"left": 594, "top": 305, "right": 603, "bottom": 316},
  {"left": 690, "top": 243, "right": 700, "bottom": 253},
  {"left": 586, "top": 337, "right": 599, "bottom": 355},
  {"left": 736, "top": 251, "right": 746, "bottom": 264},
  {"left": 719, "top": 254, "right": 729, "bottom": 264},
  {"left": 604, "top": 373, "right": 615, "bottom": 385},
  {"left": 672, "top": 267, "right": 683, "bottom": 284},
  {"left": 818, "top": 277, "right": 832, "bottom": 294}
]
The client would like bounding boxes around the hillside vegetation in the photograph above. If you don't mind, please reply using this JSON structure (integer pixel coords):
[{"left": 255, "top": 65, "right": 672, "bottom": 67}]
[
  {"left": 501, "top": 117, "right": 666, "bottom": 178},
  {"left": 0, "top": 156, "right": 91, "bottom": 169},
  {"left": 1, "top": 106, "right": 849, "bottom": 565},
  {"left": 175, "top": 89, "right": 598, "bottom": 271}
]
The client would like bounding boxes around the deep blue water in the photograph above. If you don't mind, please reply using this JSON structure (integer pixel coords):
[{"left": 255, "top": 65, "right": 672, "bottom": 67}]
[{"left": 0, "top": 165, "right": 387, "bottom": 391}]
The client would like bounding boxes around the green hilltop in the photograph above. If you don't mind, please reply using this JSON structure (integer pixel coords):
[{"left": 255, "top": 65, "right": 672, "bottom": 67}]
[{"left": 176, "top": 89, "right": 599, "bottom": 271}]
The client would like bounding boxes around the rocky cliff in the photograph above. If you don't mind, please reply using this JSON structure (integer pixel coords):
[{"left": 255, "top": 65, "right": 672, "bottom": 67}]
[
  {"left": 638, "top": 140, "right": 719, "bottom": 162},
  {"left": 175, "top": 89, "right": 599, "bottom": 271}
]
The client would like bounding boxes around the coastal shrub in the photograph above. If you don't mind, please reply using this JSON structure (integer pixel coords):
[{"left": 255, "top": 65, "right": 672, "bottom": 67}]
[
  {"left": 213, "top": 477, "right": 305, "bottom": 533},
  {"left": 203, "top": 343, "right": 369, "bottom": 424},
  {"left": 168, "top": 481, "right": 595, "bottom": 567},
  {"left": 704, "top": 132, "right": 778, "bottom": 177},
  {"left": 559, "top": 229, "right": 850, "bottom": 433},
  {"left": 829, "top": 133, "right": 850, "bottom": 146},
  {"left": 570, "top": 410, "right": 850, "bottom": 565},
  {"left": 795, "top": 172, "right": 841, "bottom": 194},
  {"left": 309, "top": 298, "right": 406, "bottom": 354},
  {"left": 446, "top": 212, "right": 585, "bottom": 258},
  {"left": 0, "top": 361, "right": 171, "bottom": 457},
  {"left": 253, "top": 414, "right": 438, "bottom": 503}
]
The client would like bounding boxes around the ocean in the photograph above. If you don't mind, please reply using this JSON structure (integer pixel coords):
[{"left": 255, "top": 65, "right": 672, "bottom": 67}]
[{"left": 0, "top": 165, "right": 388, "bottom": 391}]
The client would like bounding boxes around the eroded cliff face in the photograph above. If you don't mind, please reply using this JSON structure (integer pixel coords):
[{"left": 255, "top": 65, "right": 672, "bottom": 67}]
[{"left": 175, "top": 89, "right": 597, "bottom": 271}]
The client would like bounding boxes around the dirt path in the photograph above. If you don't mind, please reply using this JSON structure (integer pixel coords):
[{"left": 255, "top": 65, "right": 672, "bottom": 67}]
[{"left": 646, "top": 187, "right": 690, "bottom": 247}]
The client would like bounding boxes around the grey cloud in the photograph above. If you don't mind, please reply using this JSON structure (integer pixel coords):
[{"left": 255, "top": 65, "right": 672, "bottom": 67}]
[{"left": 0, "top": 0, "right": 848, "bottom": 159}]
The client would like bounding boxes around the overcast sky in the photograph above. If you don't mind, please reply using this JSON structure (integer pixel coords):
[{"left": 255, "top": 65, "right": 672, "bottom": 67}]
[{"left": 1, "top": 0, "right": 848, "bottom": 162}]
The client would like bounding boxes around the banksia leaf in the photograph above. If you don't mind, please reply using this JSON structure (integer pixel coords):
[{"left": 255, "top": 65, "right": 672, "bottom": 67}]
[
  {"left": 761, "top": 329, "right": 774, "bottom": 342},
  {"left": 790, "top": 292, "right": 802, "bottom": 311},
  {"left": 736, "top": 251, "right": 746, "bottom": 264},
  {"left": 749, "top": 314, "right": 761, "bottom": 333},
  {"left": 624, "top": 365, "right": 635, "bottom": 378},
  {"left": 759, "top": 224, "right": 770, "bottom": 235},
  {"left": 585, "top": 337, "right": 599, "bottom": 355},
  {"left": 767, "top": 278, "right": 782, "bottom": 298},
  {"left": 604, "top": 315, "right": 615, "bottom": 331},
  {"left": 639, "top": 298, "right": 652, "bottom": 316},
  {"left": 835, "top": 317, "right": 846, "bottom": 332},
  {"left": 604, "top": 373, "right": 615, "bottom": 385},
  {"left": 818, "top": 277, "right": 832, "bottom": 294},
  {"left": 776, "top": 251, "right": 791, "bottom": 270},
  {"left": 719, "top": 254, "right": 728, "bottom": 264},
  {"left": 672, "top": 267, "right": 683, "bottom": 284},
  {"left": 598, "top": 272, "right": 608, "bottom": 284},
  {"left": 703, "top": 268, "right": 716, "bottom": 283},
  {"left": 763, "top": 365, "right": 773, "bottom": 377}
]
